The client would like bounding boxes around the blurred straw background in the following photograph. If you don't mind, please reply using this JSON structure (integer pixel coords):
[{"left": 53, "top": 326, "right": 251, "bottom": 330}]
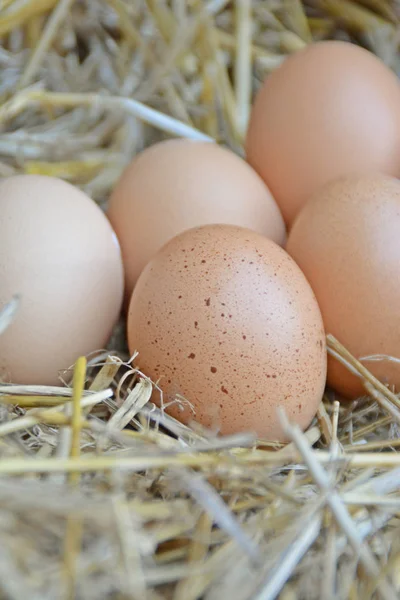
[{"left": 2, "top": 1, "right": 400, "bottom": 599}]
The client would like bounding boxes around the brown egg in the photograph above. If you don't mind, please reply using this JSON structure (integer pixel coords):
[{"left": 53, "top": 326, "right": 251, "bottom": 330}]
[
  {"left": 0, "top": 175, "right": 124, "bottom": 385},
  {"left": 287, "top": 173, "right": 400, "bottom": 398},
  {"left": 108, "top": 139, "right": 286, "bottom": 302},
  {"left": 246, "top": 41, "right": 400, "bottom": 226},
  {"left": 128, "top": 224, "right": 326, "bottom": 440}
]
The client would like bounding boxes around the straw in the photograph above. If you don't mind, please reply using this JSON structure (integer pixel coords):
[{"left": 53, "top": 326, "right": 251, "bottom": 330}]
[{"left": 1, "top": 1, "right": 400, "bottom": 598}]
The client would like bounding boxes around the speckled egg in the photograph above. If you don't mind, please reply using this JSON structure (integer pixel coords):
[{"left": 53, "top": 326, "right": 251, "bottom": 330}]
[
  {"left": 127, "top": 224, "right": 326, "bottom": 440},
  {"left": 287, "top": 173, "right": 400, "bottom": 399}
]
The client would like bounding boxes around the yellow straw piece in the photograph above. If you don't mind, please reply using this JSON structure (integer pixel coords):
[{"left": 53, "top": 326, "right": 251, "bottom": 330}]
[
  {"left": 24, "top": 159, "right": 103, "bottom": 179},
  {"left": 17, "top": 0, "right": 74, "bottom": 89},
  {"left": 63, "top": 356, "right": 87, "bottom": 600},
  {"left": 0, "top": 0, "right": 58, "bottom": 37},
  {"left": 69, "top": 356, "right": 87, "bottom": 472}
]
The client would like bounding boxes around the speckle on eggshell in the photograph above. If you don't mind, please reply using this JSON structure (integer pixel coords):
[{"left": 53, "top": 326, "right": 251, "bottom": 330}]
[{"left": 127, "top": 224, "right": 327, "bottom": 441}]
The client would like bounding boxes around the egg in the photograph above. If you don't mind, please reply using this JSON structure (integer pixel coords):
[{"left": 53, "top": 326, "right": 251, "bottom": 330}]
[
  {"left": 0, "top": 175, "right": 124, "bottom": 385},
  {"left": 127, "top": 224, "right": 326, "bottom": 440},
  {"left": 246, "top": 41, "right": 400, "bottom": 226},
  {"left": 107, "top": 139, "right": 286, "bottom": 303},
  {"left": 287, "top": 173, "right": 400, "bottom": 398}
]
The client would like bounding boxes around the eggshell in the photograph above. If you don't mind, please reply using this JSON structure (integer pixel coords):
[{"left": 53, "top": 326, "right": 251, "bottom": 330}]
[
  {"left": 246, "top": 41, "right": 400, "bottom": 226},
  {"left": 0, "top": 175, "right": 124, "bottom": 385},
  {"left": 127, "top": 224, "right": 326, "bottom": 441},
  {"left": 287, "top": 173, "right": 400, "bottom": 398},
  {"left": 108, "top": 139, "right": 286, "bottom": 302}
]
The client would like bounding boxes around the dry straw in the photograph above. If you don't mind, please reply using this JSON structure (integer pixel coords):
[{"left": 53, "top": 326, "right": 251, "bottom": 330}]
[{"left": 1, "top": 0, "right": 400, "bottom": 598}]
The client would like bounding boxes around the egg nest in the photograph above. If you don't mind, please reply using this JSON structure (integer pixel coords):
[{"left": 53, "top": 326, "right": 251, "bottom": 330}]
[{"left": 1, "top": 1, "right": 400, "bottom": 599}]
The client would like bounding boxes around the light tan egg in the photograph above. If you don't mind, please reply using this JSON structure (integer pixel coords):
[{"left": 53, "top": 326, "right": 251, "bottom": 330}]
[
  {"left": 246, "top": 41, "right": 400, "bottom": 226},
  {"left": 287, "top": 173, "right": 400, "bottom": 398},
  {"left": 108, "top": 139, "right": 286, "bottom": 302},
  {"left": 0, "top": 175, "right": 124, "bottom": 385},
  {"left": 127, "top": 224, "right": 326, "bottom": 441}
]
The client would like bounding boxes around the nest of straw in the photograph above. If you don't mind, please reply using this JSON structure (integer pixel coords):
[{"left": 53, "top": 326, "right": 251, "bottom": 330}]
[{"left": 2, "top": 1, "right": 400, "bottom": 598}]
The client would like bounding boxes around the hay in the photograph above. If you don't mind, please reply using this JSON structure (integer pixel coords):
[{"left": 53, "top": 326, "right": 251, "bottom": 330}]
[{"left": 1, "top": 1, "right": 400, "bottom": 598}]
